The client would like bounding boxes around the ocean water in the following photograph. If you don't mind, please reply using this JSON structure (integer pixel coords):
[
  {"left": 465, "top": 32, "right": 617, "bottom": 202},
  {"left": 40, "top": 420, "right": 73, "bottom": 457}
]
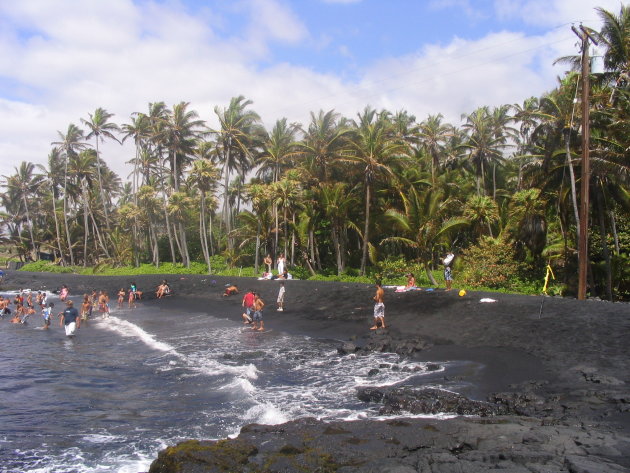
[{"left": 0, "top": 292, "right": 455, "bottom": 473}]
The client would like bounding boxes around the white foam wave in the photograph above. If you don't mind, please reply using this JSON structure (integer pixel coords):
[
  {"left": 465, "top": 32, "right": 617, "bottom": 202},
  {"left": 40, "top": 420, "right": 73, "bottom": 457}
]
[
  {"left": 99, "top": 316, "right": 174, "bottom": 352},
  {"left": 243, "top": 403, "right": 289, "bottom": 425},
  {"left": 221, "top": 377, "right": 256, "bottom": 394}
]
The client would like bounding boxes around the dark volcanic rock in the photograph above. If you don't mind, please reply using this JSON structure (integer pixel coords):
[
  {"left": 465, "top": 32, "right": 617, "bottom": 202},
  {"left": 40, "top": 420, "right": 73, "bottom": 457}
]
[
  {"left": 148, "top": 417, "right": 630, "bottom": 473},
  {"left": 357, "top": 386, "right": 503, "bottom": 416}
]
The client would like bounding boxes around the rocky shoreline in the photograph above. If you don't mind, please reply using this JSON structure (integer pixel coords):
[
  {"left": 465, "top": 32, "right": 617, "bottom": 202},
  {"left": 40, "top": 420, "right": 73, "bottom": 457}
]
[{"left": 3, "top": 271, "right": 629, "bottom": 472}]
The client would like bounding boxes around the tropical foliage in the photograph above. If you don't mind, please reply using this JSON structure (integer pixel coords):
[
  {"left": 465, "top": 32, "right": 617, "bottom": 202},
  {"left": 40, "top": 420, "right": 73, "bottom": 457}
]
[{"left": 2, "top": 5, "right": 629, "bottom": 300}]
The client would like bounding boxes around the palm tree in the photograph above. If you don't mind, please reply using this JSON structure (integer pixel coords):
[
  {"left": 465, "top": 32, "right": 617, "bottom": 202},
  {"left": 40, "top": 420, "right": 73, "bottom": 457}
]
[
  {"left": 212, "top": 96, "right": 263, "bottom": 247},
  {"left": 593, "top": 5, "right": 630, "bottom": 91},
  {"left": 343, "top": 107, "right": 409, "bottom": 275},
  {"left": 320, "top": 182, "right": 358, "bottom": 275},
  {"left": 36, "top": 148, "right": 65, "bottom": 261},
  {"left": 82, "top": 107, "right": 121, "bottom": 230},
  {"left": 52, "top": 124, "right": 89, "bottom": 266},
  {"left": 296, "top": 109, "right": 351, "bottom": 185},
  {"left": 188, "top": 157, "right": 220, "bottom": 273},
  {"left": 383, "top": 186, "right": 468, "bottom": 285},
  {"left": 418, "top": 113, "right": 452, "bottom": 185},
  {"left": 464, "top": 195, "right": 500, "bottom": 238},
  {"left": 3, "top": 162, "right": 43, "bottom": 260},
  {"left": 460, "top": 107, "right": 508, "bottom": 197}
]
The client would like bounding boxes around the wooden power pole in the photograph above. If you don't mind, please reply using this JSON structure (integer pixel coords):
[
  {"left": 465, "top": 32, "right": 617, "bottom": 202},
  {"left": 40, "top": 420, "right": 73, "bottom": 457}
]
[{"left": 571, "top": 25, "right": 598, "bottom": 300}]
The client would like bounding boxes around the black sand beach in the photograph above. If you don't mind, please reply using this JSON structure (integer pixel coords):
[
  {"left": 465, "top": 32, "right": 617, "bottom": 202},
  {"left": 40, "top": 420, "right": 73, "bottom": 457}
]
[{"left": 3, "top": 271, "right": 630, "bottom": 472}]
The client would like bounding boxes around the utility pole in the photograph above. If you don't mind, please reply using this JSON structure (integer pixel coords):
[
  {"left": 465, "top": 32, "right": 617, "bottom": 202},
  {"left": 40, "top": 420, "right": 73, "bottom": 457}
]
[{"left": 571, "top": 24, "right": 598, "bottom": 300}]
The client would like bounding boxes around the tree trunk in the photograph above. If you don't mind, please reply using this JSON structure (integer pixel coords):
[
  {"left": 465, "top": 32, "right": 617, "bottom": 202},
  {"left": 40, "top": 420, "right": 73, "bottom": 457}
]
[
  {"left": 200, "top": 195, "right": 211, "bottom": 274},
  {"left": 50, "top": 183, "right": 64, "bottom": 264},
  {"left": 595, "top": 190, "right": 613, "bottom": 301},
  {"left": 565, "top": 134, "right": 580, "bottom": 240},
  {"left": 360, "top": 182, "right": 371, "bottom": 276},
  {"left": 22, "top": 195, "right": 37, "bottom": 261},
  {"left": 332, "top": 226, "right": 343, "bottom": 276},
  {"left": 94, "top": 138, "right": 111, "bottom": 231},
  {"left": 255, "top": 220, "right": 261, "bottom": 275},
  {"left": 63, "top": 158, "right": 75, "bottom": 266},
  {"left": 82, "top": 181, "right": 90, "bottom": 266},
  {"left": 424, "top": 261, "right": 438, "bottom": 286}
]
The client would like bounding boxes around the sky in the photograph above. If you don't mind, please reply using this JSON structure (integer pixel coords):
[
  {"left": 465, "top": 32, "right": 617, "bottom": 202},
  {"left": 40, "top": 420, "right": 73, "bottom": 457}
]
[{"left": 0, "top": 0, "right": 621, "bottom": 181}]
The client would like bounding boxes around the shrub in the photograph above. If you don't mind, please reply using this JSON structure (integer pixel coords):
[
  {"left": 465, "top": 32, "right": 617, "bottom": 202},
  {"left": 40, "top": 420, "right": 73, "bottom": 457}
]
[{"left": 458, "top": 236, "right": 527, "bottom": 291}]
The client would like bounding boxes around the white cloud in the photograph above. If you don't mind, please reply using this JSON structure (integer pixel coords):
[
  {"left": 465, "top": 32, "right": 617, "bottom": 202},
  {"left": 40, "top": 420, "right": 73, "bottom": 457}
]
[{"left": 0, "top": 0, "right": 613, "bottom": 183}]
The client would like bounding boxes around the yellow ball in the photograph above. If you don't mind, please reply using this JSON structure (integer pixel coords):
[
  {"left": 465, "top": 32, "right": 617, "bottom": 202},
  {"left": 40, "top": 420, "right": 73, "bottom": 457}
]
[{"left": 458, "top": 289, "right": 466, "bottom": 297}]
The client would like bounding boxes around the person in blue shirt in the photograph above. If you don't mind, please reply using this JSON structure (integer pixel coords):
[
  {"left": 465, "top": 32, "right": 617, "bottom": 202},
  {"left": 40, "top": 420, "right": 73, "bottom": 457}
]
[{"left": 59, "top": 300, "right": 80, "bottom": 337}]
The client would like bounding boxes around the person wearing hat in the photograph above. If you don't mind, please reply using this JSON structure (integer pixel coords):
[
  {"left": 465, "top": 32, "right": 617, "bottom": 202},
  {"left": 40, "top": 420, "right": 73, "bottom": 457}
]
[{"left": 59, "top": 300, "right": 80, "bottom": 337}]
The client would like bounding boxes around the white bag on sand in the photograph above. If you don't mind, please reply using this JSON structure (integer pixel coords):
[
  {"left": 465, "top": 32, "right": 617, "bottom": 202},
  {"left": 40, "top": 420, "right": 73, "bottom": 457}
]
[{"left": 479, "top": 298, "right": 497, "bottom": 303}]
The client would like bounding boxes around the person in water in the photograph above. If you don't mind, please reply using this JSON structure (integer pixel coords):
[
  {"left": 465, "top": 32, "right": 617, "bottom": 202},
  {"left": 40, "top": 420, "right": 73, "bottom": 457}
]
[
  {"left": 156, "top": 280, "right": 170, "bottom": 298},
  {"left": 59, "top": 300, "right": 80, "bottom": 337},
  {"left": 370, "top": 283, "right": 386, "bottom": 330},
  {"left": 81, "top": 294, "right": 91, "bottom": 323},
  {"left": 60, "top": 285, "right": 69, "bottom": 302},
  {"left": 117, "top": 288, "right": 126, "bottom": 308},
  {"left": 252, "top": 293, "right": 265, "bottom": 331},
  {"left": 42, "top": 302, "right": 54, "bottom": 329},
  {"left": 98, "top": 291, "right": 110, "bottom": 318},
  {"left": 242, "top": 290, "right": 255, "bottom": 324}
]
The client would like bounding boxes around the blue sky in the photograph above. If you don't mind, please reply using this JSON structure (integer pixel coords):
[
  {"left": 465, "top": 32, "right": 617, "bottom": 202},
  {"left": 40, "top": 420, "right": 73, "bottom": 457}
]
[{"left": 0, "top": 0, "right": 621, "bottom": 178}]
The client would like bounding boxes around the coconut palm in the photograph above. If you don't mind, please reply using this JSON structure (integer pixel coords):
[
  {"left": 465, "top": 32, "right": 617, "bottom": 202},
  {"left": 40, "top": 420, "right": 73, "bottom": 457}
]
[
  {"left": 320, "top": 182, "right": 358, "bottom": 275},
  {"left": 383, "top": 186, "right": 468, "bottom": 285},
  {"left": 2, "top": 162, "right": 43, "bottom": 259},
  {"left": 343, "top": 107, "right": 409, "bottom": 275},
  {"left": 212, "top": 96, "right": 263, "bottom": 246},
  {"left": 594, "top": 5, "right": 630, "bottom": 89},
  {"left": 296, "top": 109, "right": 351, "bottom": 185},
  {"left": 460, "top": 107, "right": 508, "bottom": 197},
  {"left": 36, "top": 148, "right": 65, "bottom": 261},
  {"left": 464, "top": 194, "right": 500, "bottom": 238},
  {"left": 188, "top": 157, "right": 220, "bottom": 273},
  {"left": 418, "top": 113, "right": 452, "bottom": 185},
  {"left": 82, "top": 107, "right": 121, "bottom": 230},
  {"left": 52, "top": 124, "right": 89, "bottom": 266}
]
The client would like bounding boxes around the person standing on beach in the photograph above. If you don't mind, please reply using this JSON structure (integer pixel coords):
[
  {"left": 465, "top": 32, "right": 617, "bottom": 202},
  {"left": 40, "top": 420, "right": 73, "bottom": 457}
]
[
  {"left": 277, "top": 281, "right": 285, "bottom": 312},
  {"left": 277, "top": 253, "right": 285, "bottom": 276},
  {"left": 252, "top": 293, "right": 265, "bottom": 331},
  {"left": 370, "top": 283, "right": 385, "bottom": 330},
  {"left": 263, "top": 254, "right": 272, "bottom": 274},
  {"left": 242, "top": 290, "right": 255, "bottom": 324},
  {"left": 59, "top": 300, "right": 80, "bottom": 337},
  {"left": 443, "top": 251, "right": 455, "bottom": 291}
]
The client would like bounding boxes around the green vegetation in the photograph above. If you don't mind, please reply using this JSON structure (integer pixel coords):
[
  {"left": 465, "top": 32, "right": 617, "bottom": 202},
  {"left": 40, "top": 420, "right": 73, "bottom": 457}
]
[{"left": 3, "top": 5, "right": 630, "bottom": 300}]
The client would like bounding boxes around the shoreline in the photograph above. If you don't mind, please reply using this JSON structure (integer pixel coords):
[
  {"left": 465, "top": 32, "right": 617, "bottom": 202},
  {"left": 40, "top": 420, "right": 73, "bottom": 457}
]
[{"left": 3, "top": 271, "right": 630, "bottom": 472}]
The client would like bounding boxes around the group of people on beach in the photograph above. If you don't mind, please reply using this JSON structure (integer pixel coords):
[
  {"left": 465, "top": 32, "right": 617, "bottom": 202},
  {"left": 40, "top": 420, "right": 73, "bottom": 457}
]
[{"left": 235, "top": 280, "right": 286, "bottom": 332}]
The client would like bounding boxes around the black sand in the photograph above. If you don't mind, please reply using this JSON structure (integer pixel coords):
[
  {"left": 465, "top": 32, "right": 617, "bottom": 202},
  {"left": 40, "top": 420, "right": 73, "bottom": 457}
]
[{"left": 3, "top": 271, "right": 630, "bottom": 472}]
